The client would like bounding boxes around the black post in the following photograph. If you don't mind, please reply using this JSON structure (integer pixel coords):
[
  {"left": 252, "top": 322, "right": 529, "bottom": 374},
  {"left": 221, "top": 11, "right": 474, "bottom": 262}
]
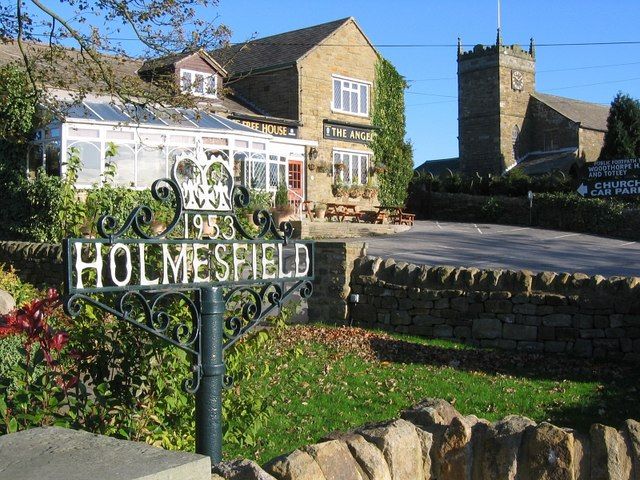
[{"left": 196, "top": 286, "right": 225, "bottom": 465}]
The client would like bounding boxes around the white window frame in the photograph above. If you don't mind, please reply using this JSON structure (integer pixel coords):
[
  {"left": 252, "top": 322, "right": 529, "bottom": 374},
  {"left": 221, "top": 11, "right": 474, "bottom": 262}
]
[
  {"left": 332, "top": 75, "right": 371, "bottom": 117},
  {"left": 180, "top": 69, "right": 218, "bottom": 99},
  {"left": 332, "top": 148, "right": 370, "bottom": 185}
]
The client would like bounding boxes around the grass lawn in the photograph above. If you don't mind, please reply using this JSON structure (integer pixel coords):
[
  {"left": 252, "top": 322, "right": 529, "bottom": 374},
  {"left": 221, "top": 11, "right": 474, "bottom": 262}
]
[{"left": 223, "top": 324, "right": 640, "bottom": 464}]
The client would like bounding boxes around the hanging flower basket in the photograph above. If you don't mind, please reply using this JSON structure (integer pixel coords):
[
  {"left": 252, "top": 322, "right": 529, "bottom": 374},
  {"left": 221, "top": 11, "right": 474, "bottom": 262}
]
[
  {"left": 332, "top": 184, "right": 349, "bottom": 197},
  {"left": 348, "top": 185, "right": 364, "bottom": 198},
  {"left": 362, "top": 186, "right": 378, "bottom": 199},
  {"left": 374, "top": 166, "right": 387, "bottom": 175}
]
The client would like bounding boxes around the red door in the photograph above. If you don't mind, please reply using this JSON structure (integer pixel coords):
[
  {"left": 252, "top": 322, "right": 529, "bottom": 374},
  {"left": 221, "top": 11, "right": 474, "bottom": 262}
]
[{"left": 288, "top": 160, "right": 303, "bottom": 205}]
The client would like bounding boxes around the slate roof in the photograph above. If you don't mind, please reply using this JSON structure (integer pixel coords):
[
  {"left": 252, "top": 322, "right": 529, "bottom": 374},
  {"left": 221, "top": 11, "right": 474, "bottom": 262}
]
[
  {"left": 415, "top": 157, "right": 460, "bottom": 176},
  {"left": 532, "top": 92, "right": 610, "bottom": 132},
  {"left": 0, "top": 40, "right": 255, "bottom": 116},
  {"left": 512, "top": 148, "right": 580, "bottom": 175},
  {"left": 211, "top": 17, "right": 352, "bottom": 75},
  {"left": 138, "top": 49, "right": 227, "bottom": 76}
]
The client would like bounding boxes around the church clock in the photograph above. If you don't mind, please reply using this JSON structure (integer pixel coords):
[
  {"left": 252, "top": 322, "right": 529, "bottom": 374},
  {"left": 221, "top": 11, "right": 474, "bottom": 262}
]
[{"left": 511, "top": 70, "right": 524, "bottom": 91}]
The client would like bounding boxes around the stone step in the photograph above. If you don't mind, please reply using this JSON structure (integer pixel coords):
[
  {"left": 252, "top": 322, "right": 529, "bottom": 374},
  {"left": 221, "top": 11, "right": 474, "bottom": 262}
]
[{"left": 0, "top": 426, "right": 210, "bottom": 480}]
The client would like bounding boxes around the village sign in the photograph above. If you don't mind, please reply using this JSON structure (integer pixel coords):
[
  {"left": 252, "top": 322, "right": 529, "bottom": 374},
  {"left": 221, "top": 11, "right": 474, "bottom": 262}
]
[{"left": 63, "top": 145, "right": 314, "bottom": 465}]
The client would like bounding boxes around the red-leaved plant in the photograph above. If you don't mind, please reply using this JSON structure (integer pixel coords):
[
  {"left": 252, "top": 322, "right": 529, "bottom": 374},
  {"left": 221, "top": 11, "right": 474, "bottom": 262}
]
[{"left": 0, "top": 288, "right": 68, "bottom": 368}]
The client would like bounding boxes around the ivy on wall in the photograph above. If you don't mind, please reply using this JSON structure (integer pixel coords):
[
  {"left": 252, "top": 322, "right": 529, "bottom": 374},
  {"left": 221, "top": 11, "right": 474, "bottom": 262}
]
[{"left": 371, "top": 58, "right": 414, "bottom": 207}]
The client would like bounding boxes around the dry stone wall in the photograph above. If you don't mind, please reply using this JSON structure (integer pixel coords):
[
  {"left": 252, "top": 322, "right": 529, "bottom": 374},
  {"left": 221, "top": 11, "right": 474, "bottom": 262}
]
[
  {"left": 0, "top": 241, "right": 63, "bottom": 287},
  {"left": 348, "top": 256, "right": 640, "bottom": 360},
  {"left": 213, "top": 398, "right": 640, "bottom": 480}
]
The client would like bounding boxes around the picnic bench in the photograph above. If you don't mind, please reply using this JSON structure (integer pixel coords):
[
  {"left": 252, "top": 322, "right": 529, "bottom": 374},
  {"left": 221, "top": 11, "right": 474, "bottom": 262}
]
[
  {"left": 326, "top": 203, "right": 362, "bottom": 222},
  {"left": 374, "top": 206, "right": 415, "bottom": 226}
]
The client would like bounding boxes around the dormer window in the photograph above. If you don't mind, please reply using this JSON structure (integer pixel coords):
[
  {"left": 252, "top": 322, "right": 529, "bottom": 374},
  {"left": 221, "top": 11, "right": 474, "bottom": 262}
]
[{"left": 180, "top": 69, "right": 217, "bottom": 98}]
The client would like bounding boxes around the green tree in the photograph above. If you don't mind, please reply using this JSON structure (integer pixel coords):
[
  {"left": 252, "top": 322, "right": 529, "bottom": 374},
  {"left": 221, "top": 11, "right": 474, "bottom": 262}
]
[
  {"left": 371, "top": 58, "right": 414, "bottom": 206},
  {"left": 0, "top": 0, "right": 230, "bottom": 113},
  {"left": 599, "top": 92, "right": 640, "bottom": 160}
]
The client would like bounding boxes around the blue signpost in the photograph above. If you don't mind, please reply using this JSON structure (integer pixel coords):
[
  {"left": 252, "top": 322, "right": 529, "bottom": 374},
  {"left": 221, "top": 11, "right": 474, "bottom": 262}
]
[{"left": 63, "top": 146, "right": 314, "bottom": 465}]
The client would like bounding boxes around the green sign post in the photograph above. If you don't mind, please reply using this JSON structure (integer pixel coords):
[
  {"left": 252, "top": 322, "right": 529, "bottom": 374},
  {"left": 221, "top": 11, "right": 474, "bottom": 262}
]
[{"left": 63, "top": 146, "right": 314, "bottom": 466}]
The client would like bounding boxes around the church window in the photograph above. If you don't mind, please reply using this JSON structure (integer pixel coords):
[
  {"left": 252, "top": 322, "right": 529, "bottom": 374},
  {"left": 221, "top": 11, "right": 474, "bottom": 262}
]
[
  {"left": 512, "top": 125, "right": 520, "bottom": 161},
  {"left": 332, "top": 75, "right": 370, "bottom": 117}
]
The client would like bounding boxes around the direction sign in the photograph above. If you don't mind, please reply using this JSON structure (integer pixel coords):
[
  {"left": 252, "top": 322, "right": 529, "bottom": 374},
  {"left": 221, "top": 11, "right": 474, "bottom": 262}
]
[
  {"left": 63, "top": 144, "right": 314, "bottom": 465},
  {"left": 576, "top": 178, "right": 640, "bottom": 198},
  {"left": 586, "top": 158, "right": 640, "bottom": 179}
]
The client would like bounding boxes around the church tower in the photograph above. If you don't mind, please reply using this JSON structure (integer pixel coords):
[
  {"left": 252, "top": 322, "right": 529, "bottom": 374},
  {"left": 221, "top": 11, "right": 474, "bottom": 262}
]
[{"left": 457, "top": 34, "right": 536, "bottom": 175}]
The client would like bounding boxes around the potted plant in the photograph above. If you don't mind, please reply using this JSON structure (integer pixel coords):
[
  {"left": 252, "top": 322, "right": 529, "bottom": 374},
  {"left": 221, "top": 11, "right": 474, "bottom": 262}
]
[
  {"left": 272, "top": 182, "right": 294, "bottom": 225},
  {"left": 313, "top": 202, "right": 327, "bottom": 221}
]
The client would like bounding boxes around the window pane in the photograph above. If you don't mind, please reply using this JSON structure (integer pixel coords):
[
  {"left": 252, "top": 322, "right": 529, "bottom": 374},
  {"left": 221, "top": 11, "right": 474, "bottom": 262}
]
[
  {"left": 343, "top": 155, "right": 352, "bottom": 183},
  {"left": 269, "top": 163, "right": 279, "bottom": 187},
  {"left": 70, "top": 141, "right": 101, "bottom": 185},
  {"left": 181, "top": 71, "right": 191, "bottom": 92},
  {"left": 194, "top": 74, "right": 205, "bottom": 94},
  {"left": 107, "top": 130, "right": 135, "bottom": 141},
  {"left": 206, "top": 75, "right": 217, "bottom": 95},
  {"left": 233, "top": 151, "right": 247, "bottom": 185},
  {"left": 251, "top": 160, "right": 266, "bottom": 189},
  {"left": 333, "top": 79, "right": 341, "bottom": 109},
  {"left": 109, "top": 145, "right": 135, "bottom": 186},
  {"left": 27, "top": 144, "right": 43, "bottom": 178},
  {"left": 45, "top": 143, "right": 61, "bottom": 176},
  {"left": 360, "top": 155, "right": 368, "bottom": 184},
  {"left": 138, "top": 146, "right": 166, "bottom": 187},
  {"left": 360, "top": 85, "right": 368, "bottom": 114},
  {"left": 351, "top": 91, "right": 358, "bottom": 114},
  {"left": 342, "top": 90, "right": 350, "bottom": 112}
]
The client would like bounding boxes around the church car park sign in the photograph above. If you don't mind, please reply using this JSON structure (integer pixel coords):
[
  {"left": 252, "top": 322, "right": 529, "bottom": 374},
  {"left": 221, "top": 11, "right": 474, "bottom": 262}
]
[
  {"left": 577, "top": 158, "right": 640, "bottom": 198},
  {"left": 63, "top": 145, "right": 314, "bottom": 466}
]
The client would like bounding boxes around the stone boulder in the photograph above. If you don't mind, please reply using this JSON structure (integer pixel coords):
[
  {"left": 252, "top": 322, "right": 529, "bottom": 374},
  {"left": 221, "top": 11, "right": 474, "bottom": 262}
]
[
  {"left": 519, "top": 422, "right": 575, "bottom": 480},
  {"left": 401, "top": 398, "right": 463, "bottom": 428},
  {"left": 264, "top": 449, "right": 326, "bottom": 480},
  {"left": 357, "top": 419, "right": 424, "bottom": 480},
  {"left": 624, "top": 419, "right": 640, "bottom": 477},
  {"left": 324, "top": 433, "right": 392, "bottom": 480},
  {"left": 303, "top": 440, "right": 364, "bottom": 480},
  {"left": 0, "top": 289, "right": 15, "bottom": 314},
  {"left": 476, "top": 415, "right": 536, "bottom": 480},
  {"left": 438, "top": 416, "right": 473, "bottom": 480},
  {"left": 590, "top": 424, "right": 632, "bottom": 480},
  {"left": 213, "top": 459, "right": 277, "bottom": 480}
]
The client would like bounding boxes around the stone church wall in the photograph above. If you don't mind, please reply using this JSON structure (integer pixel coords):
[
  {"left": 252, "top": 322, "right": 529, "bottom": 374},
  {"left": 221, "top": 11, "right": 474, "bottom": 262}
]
[
  {"left": 579, "top": 127, "right": 606, "bottom": 162},
  {"left": 527, "top": 96, "right": 579, "bottom": 152}
]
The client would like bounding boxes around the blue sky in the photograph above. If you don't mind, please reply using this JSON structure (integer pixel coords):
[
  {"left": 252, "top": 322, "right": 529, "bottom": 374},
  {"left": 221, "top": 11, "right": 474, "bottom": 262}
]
[
  {"left": 215, "top": 0, "right": 640, "bottom": 166},
  {"left": 35, "top": 0, "right": 640, "bottom": 166}
]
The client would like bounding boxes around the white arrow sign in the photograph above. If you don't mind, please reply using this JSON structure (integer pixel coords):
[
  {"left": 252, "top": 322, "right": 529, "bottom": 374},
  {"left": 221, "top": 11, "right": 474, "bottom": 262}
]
[{"left": 577, "top": 183, "right": 588, "bottom": 196}]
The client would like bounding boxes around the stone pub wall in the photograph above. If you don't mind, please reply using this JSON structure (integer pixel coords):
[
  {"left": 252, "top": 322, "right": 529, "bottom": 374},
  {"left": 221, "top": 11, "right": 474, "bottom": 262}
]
[{"left": 349, "top": 256, "right": 640, "bottom": 360}]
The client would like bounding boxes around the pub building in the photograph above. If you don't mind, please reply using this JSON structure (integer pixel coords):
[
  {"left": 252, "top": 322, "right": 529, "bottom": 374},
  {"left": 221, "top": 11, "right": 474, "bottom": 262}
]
[{"left": 1, "top": 17, "right": 387, "bottom": 213}]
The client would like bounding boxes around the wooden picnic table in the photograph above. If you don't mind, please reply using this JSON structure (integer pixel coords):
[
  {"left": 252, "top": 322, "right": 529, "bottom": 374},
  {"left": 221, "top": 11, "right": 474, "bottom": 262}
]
[
  {"left": 326, "top": 203, "right": 362, "bottom": 222},
  {"left": 375, "top": 206, "right": 415, "bottom": 225}
]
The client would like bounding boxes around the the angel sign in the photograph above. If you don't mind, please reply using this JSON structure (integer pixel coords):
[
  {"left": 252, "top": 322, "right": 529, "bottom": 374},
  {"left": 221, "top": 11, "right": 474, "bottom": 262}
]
[{"left": 63, "top": 144, "right": 314, "bottom": 466}]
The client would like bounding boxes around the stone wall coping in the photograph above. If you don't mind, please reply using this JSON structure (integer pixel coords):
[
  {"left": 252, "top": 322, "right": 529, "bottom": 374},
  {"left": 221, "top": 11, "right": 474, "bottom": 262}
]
[{"left": 353, "top": 255, "right": 640, "bottom": 298}]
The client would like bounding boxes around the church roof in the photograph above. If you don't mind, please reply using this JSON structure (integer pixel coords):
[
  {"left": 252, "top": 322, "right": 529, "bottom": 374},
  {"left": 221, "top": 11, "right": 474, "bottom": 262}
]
[
  {"left": 415, "top": 157, "right": 460, "bottom": 176},
  {"left": 532, "top": 92, "right": 610, "bottom": 132},
  {"left": 211, "top": 17, "right": 353, "bottom": 75},
  {"left": 512, "top": 148, "right": 580, "bottom": 176}
]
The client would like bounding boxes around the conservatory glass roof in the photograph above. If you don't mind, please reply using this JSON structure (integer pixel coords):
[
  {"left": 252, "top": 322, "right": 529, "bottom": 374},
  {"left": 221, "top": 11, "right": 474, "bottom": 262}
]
[{"left": 62, "top": 101, "right": 262, "bottom": 134}]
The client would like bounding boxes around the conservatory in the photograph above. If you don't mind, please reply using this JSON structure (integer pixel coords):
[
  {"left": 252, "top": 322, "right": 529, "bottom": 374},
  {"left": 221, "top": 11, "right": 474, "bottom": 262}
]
[{"left": 27, "top": 99, "right": 312, "bottom": 204}]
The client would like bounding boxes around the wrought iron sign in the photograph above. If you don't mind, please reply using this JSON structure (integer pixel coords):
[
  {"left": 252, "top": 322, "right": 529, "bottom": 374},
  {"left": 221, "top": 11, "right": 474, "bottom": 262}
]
[{"left": 63, "top": 144, "right": 314, "bottom": 466}]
